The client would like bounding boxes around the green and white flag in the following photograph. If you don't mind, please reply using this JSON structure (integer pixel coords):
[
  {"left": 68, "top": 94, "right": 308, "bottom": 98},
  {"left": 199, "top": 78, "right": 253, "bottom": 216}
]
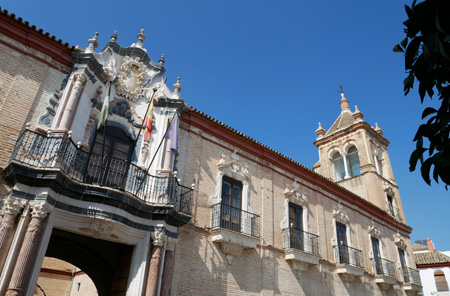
[{"left": 97, "top": 83, "right": 111, "bottom": 129}]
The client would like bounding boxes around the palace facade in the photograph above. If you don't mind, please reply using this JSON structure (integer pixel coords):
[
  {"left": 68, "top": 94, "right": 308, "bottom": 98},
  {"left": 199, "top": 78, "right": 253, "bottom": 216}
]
[{"left": 0, "top": 9, "right": 422, "bottom": 296}]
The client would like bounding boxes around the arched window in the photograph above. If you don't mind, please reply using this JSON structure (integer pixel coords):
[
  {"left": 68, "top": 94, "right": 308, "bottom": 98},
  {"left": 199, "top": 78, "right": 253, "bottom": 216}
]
[
  {"left": 346, "top": 146, "right": 361, "bottom": 177},
  {"left": 86, "top": 126, "right": 134, "bottom": 188},
  {"left": 332, "top": 152, "right": 345, "bottom": 181},
  {"left": 435, "top": 270, "right": 449, "bottom": 291}
]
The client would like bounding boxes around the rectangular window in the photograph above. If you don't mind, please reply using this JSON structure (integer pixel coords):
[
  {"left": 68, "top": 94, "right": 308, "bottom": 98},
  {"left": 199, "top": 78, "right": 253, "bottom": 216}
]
[
  {"left": 289, "top": 203, "right": 303, "bottom": 250},
  {"left": 398, "top": 248, "right": 408, "bottom": 282},
  {"left": 371, "top": 237, "right": 382, "bottom": 274},
  {"left": 220, "top": 176, "right": 242, "bottom": 233},
  {"left": 336, "top": 222, "right": 349, "bottom": 264}
]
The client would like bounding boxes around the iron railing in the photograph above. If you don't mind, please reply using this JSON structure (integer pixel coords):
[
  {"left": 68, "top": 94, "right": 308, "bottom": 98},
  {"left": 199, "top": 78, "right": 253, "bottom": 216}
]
[
  {"left": 283, "top": 227, "right": 320, "bottom": 255},
  {"left": 9, "top": 129, "right": 193, "bottom": 215},
  {"left": 387, "top": 203, "right": 401, "bottom": 220},
  {"left": 403, "top": 267, "right": 421, "bottom": 285},
  {"left": 211, "top": 203, "right": 260, "bottom": 237},
  {"left": 371, "top": 257, "right": 396, "bottom": 278},
  {"left": 334, "top": 244, "right": 364, "bottom": 268}
]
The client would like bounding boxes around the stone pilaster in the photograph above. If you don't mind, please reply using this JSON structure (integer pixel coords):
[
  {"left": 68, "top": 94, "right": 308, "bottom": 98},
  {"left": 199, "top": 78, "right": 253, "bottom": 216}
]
[
  {"left": 5, "top": 201, "right": 51, "bottom": 296},
  {"left": 160, "top": 237, "right": 177, "bottom": 296},
  {"left": 145, "top": 232, "right": 165, "bottom": 296},
  {"left": 0, "top": 196, "right": 23, "bottom": 257},
  {"left": 58, "top": 72, "right": 88, "bottom": 131}
]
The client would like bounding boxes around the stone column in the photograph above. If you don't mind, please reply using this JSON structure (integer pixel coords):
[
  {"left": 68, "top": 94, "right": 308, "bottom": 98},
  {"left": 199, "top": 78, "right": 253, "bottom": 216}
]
[
  {"left": 341, "top": 152, "right": 350, "bottom": 178},
  {"left": 58, "top": 72, "right": 88, "bottom": 131},
  {"left": 160, "top": 237, "right": 177, "bottom": 296},
  {"left": 145, "top": 232, "right": 165, "bottom": 296},
  {"left": 5, "top": 201, "right": 51, "bottom": 296},
  {"left": 0, "top": 196, "right": 23, "bottom": 257}
]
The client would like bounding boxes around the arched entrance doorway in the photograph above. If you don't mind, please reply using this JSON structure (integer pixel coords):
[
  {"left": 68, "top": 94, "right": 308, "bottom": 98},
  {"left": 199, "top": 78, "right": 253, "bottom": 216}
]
[{"left": 44, "top": 229, "right": 133, "bottom": 296}]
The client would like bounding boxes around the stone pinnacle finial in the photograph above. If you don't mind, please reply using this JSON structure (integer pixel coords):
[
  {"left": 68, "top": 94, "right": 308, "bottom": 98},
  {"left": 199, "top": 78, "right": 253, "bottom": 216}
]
[
  {"left": 352, "top": 105, "right": 364, "bottom": 121},
  {"left": 340, "top": 93, "right": 350, "bottom": 112},
  {"left": 86, "top": 32, "right": 99, "bottom": 53},
  {"left": 110, "top": 30, "right": 118, "bottom": 42},
  {"left": 136, "top": 29, "right": 145, "bottom": 48},
  {"left": 173, "top": 77, "right": 181, "bottom": 93},
  {"left": 374, "top": 123, "right": 384, "bottom": 135},
  {"left": 159, "top": 54, "right": 165, "bottom": 65},
  {"left": 315, "top": 122, "right": 326, "bottom": 138}
]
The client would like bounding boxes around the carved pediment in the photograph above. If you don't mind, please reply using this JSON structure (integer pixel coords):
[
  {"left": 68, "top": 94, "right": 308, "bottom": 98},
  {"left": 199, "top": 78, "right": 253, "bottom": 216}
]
[
  {"left": 218, "top": 151, "right": 249, "bottom": 182},
  {"left": 394, "top": 232, "right": 406, "bottom": 249},
  {"left": 284, "top": 180, "right": 308, "bottom": 206},
  {"left": 333, "top": 203, "right": 349, "bottom": 225},
  {"left": 116, "top": 56, "right": 146, "bottom": 102},
  {"left": 368, "top": 224, "right": 382, "bottom": 239}
]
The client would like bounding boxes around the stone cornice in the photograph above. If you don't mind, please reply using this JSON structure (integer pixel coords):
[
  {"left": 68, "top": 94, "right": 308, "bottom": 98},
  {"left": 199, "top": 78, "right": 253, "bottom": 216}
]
[{"left": 0, "top": 10, "right": 73, "bottom": 68}]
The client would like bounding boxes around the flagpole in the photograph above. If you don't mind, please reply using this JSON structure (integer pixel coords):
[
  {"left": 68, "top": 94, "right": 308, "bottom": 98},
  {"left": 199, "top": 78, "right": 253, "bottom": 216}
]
[
  {"left": 100, "top": 82, "right": 111, "bottom": 185},
  {"left": 135, "top": 111, "right": 179, "bottom": 196},
  {"left": 134, "top": 87, "right": 157, "bottom": 147}
]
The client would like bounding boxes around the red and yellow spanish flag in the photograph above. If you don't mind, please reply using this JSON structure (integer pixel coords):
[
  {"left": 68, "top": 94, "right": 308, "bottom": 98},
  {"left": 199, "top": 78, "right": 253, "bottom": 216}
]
[{"left": 143, "top": 98, "right": 154, "bottom": 141}]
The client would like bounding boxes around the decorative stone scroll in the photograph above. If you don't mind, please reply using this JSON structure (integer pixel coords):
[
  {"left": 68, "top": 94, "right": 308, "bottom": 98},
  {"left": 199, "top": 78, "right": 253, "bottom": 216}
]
[
  {"left": 116, "top": 56, "right": 146, "bottom": 102},
  {"left": 332, "top": 202, "right": 349, "bottom": 225},
  {"left": 368, "top": 220, "right": 382, "bottom": 239},
  {"left": 394, "top": 232, "right": 406, "bottom": 249},
  {"left": 284, "top": 180, "right": 308, "bottom": 206}
]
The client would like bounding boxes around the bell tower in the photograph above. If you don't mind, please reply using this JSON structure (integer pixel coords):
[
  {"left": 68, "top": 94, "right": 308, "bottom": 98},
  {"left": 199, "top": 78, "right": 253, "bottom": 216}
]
[{"left": 313, "top": 92, "right": 405, "bottom": 222}]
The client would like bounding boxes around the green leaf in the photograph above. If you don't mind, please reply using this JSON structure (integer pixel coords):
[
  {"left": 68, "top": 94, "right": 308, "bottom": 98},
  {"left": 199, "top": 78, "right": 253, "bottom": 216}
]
[
  {"left": 400, "top": 38, "right": 408, "bottom": 48},
  {"left": 409, "top": 147, "right": 427, "bottom": 171},
  {"left": 420, "top": 158, "right": 433, "bottom": 185},
  {"left": 444, "top": 35, "right": 450, "bottom": 43},
  {"left": 405, "top": 37, "right": 422, "bottom": 70},
  {"left": 422, "top": 107, "right": 437, "bottom": 119},
  {"left": 393, "top": 44, "right": 404, "bottom": 53}
]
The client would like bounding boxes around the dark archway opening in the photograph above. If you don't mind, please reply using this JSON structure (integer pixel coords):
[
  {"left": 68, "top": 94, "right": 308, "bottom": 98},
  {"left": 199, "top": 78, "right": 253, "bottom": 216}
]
[{"left": 45, "top": 229, "right": 133, "bottom": 296}]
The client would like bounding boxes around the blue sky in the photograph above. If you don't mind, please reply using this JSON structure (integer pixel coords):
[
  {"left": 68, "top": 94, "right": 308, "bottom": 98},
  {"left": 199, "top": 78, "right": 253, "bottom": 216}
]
[{"left": 3, "top": 1, "right": 449, "bottom": 250}]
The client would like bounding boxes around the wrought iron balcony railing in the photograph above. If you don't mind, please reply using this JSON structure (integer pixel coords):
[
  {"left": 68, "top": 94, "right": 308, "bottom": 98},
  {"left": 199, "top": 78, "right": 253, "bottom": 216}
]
[
  {"left": 334, "top": 244, "right": 364, "bottom": 268},
  {"left": 371, "top": 257, "right": 396, "bottom": 278},
  {"left": 402, "top": 267, "right": 421, "bottom": 285},
  {"left": 9, "top": 129, "right": 193, "bottom": 215},
  {"left": 283, "top": 227, "right": 320, "bottom": 256},
  {"left": 211, "top": 203, "right": 260, "bottom": 238},
  {"left": 387, "top": 203, "right": 401, "bottom": 220}
]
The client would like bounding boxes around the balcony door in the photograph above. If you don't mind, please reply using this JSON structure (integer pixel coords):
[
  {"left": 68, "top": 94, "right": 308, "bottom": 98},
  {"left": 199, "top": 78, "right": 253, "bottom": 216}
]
[
  {"left": 371, "top": 237, "right": 382, "bottom": 274},
  {"left": 221, "top": 176, "right": 242, "bottom": 233},
  {"left": 336, "top": 222, "right": 349, "bottom": 264},
  {"left": 86, "top": 126, "right": 134, "bottom": 189},
  {"left": 398, "top": 248, "right": 409, "bottom": 282},
  {"left": 289, "top": 203, "right": 303, "bottom": 250}
]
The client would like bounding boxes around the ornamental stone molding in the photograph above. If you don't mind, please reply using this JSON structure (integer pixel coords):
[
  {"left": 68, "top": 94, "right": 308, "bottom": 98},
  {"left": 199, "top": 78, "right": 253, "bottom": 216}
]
[
  {"left": 394, "top": 232, "right": 406, "bottom": 249},
  {"left": 220, "top": 242, "right": 243, "bottom": 265},
  {"left": 73, "top": 71, "right": 88, "bottom": 84},
  {"left": 217, "top": 151, "right": 250, "bottom": 182},
  {"left": 284, "top": 180, "right": 308, "bottom": 206},
  {"left": 384, "top": 185, "right": 395, "bottom": 197},
  {"left": 1, "top": 196, "right": 23, "bottom": 217},
  {"left": 90, "top": 220, "right": 114, "bottom": 239},
  {"left": 332, "top": 202, "right": 349, "bottom": 225},
  {"left": 368, "top": 223, "right": 382, "bottom": 239},
  {"left": 210, "top": 150, "right": 251, "bottom": 206},
  {"left": 166, "top": 237, "right": 178, "bottom": 251},
  {"left": 151, "top": 230, "right": 166, "bottom": 247},
  {"left": 29, "top": 201, "right": 52, "bottom": 219},
  {"left": 116, "top": 56, "right": 146, "bottom": 102}
]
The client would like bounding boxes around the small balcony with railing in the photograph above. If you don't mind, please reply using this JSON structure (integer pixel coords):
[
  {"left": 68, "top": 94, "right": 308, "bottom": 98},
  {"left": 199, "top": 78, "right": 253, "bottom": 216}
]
[
  {"left": 5, "top": 129, "right": 193, "bottom": 223},
  {"left": 387, "top": 203, "right": 402, "bottom": 221},
  {"left": 334, "top": 244, "right": 365, "bottom": 281},
  {"left": 402, "top": 267, "right": 422, "bottom": 292},
  {"left": 283, "top": 226, "right": 320, "bottom": 272},
  {"left": 371, "top": 257, "right": 397, "bottom": 287},
  {"left": 210, "top": 203, "right": 260, "bottom": 264}
]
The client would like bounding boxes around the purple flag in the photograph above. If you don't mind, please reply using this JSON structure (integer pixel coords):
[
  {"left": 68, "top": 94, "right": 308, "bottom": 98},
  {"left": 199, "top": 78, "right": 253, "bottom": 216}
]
[{"left": 165, "top": 115, "right": 178, "bottom": 156}]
